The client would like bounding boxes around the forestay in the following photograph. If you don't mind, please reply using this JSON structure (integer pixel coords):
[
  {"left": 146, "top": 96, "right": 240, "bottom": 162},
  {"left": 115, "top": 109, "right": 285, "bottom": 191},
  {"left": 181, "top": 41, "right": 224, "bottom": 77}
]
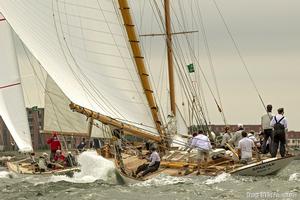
[
  {"left": 0, "top": 15, "right": 33, "bottom": 152},
  {"left": 0, "top": 0, "right": 158, "bottom": 134}
]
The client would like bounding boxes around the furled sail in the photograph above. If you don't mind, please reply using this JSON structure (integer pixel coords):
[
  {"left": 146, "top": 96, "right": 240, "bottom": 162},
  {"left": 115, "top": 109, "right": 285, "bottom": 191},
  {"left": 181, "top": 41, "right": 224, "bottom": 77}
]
[
  {"left": 43, "top": 75, "right": 111, "bottom": 138},
  {"left": 0, "top": 0, "right": 158, "bottom": 134},
  {"left": 0, "top": 14, "right": 33, "bottom": 152}
]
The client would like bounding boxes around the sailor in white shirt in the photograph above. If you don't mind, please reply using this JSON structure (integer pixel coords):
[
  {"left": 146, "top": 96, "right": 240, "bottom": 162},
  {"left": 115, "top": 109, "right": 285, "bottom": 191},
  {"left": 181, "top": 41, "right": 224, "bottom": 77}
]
[
  {"left": 238, "top": 131, "right": 258, "bottom": 164},
  {"left": 261, "top": 104, "right": 274, "bottom": 154},
  {"left": 135, "top": 146, "right": 161, "bottom": 177},
  {"left": 187, "top": 131, "right": 212, "bottom": 175},
  {"left": 270, "top": 108, "right": 287, "bottom": 157}
]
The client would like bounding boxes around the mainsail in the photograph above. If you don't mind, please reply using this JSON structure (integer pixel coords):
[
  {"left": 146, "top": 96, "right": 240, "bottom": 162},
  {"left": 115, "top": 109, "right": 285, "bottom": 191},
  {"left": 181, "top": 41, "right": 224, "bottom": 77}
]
[
  {"left": 0, "top": 0, "right": 159, "bottom": 134},
  {"left": 0, "top": 14, "right": 32, "bottom": 152}
]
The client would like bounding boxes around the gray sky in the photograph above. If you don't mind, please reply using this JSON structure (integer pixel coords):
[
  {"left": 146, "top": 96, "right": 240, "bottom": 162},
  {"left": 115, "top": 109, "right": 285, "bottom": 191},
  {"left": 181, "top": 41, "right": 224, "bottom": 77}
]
[
  {"left": 17, "top": 0, "right": 300, "bottom": 131},
  {"left": 130, "top": 0, "right": 300, "bottom": 131}
]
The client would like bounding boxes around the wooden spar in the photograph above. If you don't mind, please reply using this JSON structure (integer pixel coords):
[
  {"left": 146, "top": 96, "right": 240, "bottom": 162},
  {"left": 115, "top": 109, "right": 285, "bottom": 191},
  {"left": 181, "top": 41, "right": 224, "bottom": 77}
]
[
  {"left": 117, "top": 0, "right": 166, "bottom": 141},
  {"left": 164, "top": 0, "right": 176, "bottom": 116},
  {"left": 69, "top": 102, "right": 161, "bottom": 142},
  {"left": 140, "top": 30, "right": 198, "bottom": 37},
  {"left": 40, "top": 130, "right": 88, "bottom": 137}
]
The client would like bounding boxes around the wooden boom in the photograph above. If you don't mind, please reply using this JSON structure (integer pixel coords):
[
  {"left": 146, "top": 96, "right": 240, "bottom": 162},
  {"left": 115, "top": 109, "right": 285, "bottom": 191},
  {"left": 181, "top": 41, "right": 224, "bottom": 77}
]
[{"left": 69, "top": 102, "right": 161, "bottom": 142}]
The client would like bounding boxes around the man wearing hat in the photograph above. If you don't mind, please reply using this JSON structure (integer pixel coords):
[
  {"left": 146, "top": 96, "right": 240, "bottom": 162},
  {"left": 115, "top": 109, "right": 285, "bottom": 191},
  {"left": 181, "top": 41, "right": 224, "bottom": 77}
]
[{"left": 270, "top": 108, "right": 287, "bottom": 157}]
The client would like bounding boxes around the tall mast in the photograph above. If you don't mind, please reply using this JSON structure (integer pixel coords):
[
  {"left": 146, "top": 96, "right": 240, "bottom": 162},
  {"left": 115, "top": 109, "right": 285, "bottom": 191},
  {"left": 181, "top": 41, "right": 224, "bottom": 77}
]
[
  {"left": 118, "top": 0, "right": 166, "bottom": 143},
  {"left": 164, "top": 0, "right": 176, "bottom": 116}
]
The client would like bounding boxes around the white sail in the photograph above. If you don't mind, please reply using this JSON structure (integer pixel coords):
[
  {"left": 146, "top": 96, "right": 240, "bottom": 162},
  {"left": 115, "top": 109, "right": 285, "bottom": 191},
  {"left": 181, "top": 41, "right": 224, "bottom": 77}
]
[
  {"left": 0, "top": 0, "right": 158, "bottom": 134},
  {"left": 0, "top": 15, "right": 32, "bottom": 152},
  {"left": 44, "top": 75, "right": 111, "bottom": 138},
  {"left": 13, "top": 34, "right": 47, "bottom": 108}
]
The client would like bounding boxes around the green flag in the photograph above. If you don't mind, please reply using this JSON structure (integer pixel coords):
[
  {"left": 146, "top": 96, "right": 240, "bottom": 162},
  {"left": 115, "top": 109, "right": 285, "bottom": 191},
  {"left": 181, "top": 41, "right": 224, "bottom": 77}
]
[{"left": 187, "top": 63, "right": 195, "bottom": 73}]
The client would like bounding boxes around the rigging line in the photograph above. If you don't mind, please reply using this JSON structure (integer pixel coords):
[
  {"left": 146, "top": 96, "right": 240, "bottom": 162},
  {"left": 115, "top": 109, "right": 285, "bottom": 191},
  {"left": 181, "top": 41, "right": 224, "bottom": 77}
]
[
  {"left": 53, "top": 0, "right": 113, "bottom": 115},
  {"left": 172, "top": 52, "right": 204, "bottom": 126},
  {"left": 171, "top": 38, "right": 205, "bottom": 125},
  {"left": 61, "top": 0, "right": 124, "bottom": 117},
  {"left": 212, "top": 0, "right": 266, "bottom": 110},
  {"left": 129, "top": 0, "right": 167, "bottom": 124},
  {"left": 167, "top": 2, "right": 219, "bottom": 125},
  {"left": 154, "top": 1, "right": 196, "bottom": 105},
  {"left": 197, "top": 71, "right": 211, "bottom": 124},
  {"left": 180, "top": 30, "right": 225, "bottom": 122},
  {"left": 168, "top": 4, "right": 211, "bottom": 126},
  {"left": 172, "top": 44, "right": 203, "bottom": 125},
  {"left": 111, "top": 0, "right": 157, "bottom": 123},
  {"left": 139, "top": 0, "right": 146, "bottom": 30},
  {"left": 137, "top": 0, "right": 169, "bottom": 124},
  {"left": 153, "top": 0, "right": 205, "bottom": 125},
  {"left": 168, "top": 4, "right": 201, "bottom": 101},
  {"left": 195, "top": 1, "right": 226, "bottom": 125},
  {"left": 177, "top": 0, "right": 193, "bottom": 63},
  {"left": 53, "top": 0, "right": 124, "bottom": 119},
  {"left": 196, "top": 1, "right": 226, "bottom": 124},
  {"left": 57, "top": 0, "right": 124, "bottom": 118}
]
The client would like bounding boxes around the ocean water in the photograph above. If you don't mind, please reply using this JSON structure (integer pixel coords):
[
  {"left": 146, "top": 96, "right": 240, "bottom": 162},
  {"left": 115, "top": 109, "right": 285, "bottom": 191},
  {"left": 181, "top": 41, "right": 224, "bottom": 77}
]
[{"left": 0, "top": 152, "right": 299, "bottom": 200}]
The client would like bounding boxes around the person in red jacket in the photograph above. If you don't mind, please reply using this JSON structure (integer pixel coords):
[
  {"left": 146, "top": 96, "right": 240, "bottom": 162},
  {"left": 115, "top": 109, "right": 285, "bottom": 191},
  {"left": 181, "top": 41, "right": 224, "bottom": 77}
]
[
  {"left": 47, "top": 132, "right": 61, "bottom": 161},
  {"left": 53, "top": 150, "right": 66, "bottom": 169}
]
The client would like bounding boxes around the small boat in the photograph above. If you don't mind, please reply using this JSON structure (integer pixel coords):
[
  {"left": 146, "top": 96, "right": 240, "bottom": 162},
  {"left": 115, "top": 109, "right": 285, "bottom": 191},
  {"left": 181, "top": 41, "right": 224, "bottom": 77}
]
[{"left": 6, "top": 158, "right": 80, "bottom": 177}]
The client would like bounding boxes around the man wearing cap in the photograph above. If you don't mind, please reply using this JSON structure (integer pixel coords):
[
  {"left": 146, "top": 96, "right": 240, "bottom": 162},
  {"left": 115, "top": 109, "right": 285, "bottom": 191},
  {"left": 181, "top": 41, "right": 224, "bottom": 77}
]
[
  {"left": 261, "top": 104, "right": 274, "bottom": 154},
  {"left": 47, "top": 132, "right": 61, "bottom": 161},
  {"left": 270, "top": 108, "right": 287, "bottom": 157},
  {"left": 229, "top": 124, "right": 244, "bottom": 147}
]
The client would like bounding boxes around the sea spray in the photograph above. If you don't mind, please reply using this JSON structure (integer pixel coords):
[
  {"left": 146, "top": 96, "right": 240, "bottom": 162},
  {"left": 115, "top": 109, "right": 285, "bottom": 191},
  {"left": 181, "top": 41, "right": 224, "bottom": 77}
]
[
  {"left": 49, "top": 151, "right": 116, "bottom": 183},
  {"left": 0, "top": 170, "right": 12, "bottom": 179},
  {"left": 204, "top": 173, "right": 232, "bottom": 185},
  {"left": 289, "top": 173, "right": 300, "bottom": 182},
  {"left": 133, "top": 174, "right": 190, "bottom": 187}
]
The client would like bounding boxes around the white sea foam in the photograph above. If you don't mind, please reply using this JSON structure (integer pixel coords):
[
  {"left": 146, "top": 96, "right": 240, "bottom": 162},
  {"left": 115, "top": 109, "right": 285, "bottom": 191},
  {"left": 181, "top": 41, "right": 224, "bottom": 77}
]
[
  {"left": 132, "top": 174, "right": 190, "bottom": 187},
  {"left": 289, "top": 173, "right": 300, "bottom": 182},
  {"left": 204, "top": 173, "right": 232, "bottom": 185},
  {"left": 0, "top": 170, "right": 11, "bottom": 179},
  {"left": 34, "top": 151, "right": 116, "bottom": 184}
]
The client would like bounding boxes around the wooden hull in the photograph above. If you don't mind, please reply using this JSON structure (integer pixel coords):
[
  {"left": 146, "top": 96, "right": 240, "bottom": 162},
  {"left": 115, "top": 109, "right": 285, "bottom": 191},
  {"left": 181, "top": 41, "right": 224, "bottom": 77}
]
[{"left": 6, "top": 161, "right": 80, "bottom": 176}]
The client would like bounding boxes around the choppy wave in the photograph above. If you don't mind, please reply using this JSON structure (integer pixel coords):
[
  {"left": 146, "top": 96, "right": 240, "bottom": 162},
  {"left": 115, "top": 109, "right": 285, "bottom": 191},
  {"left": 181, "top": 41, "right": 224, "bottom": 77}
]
[
  {"left": 204, "top": 173, "right": 232, "bottom": 185},
  {"left": 289, "top": 173, "right": 300, "bottom": 182},
  {"left": 0, "top": 170, "right": 11, "bottom": 179},
  {"left": 132, "top": 174, "right": 191, "bottom": 187}
]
